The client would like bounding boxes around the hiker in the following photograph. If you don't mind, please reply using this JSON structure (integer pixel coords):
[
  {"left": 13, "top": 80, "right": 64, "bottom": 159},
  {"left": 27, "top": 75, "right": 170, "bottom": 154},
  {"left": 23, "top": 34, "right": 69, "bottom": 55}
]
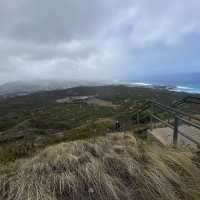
[{"left": 115, "top": 120, "right": 120, "bottom": 131}]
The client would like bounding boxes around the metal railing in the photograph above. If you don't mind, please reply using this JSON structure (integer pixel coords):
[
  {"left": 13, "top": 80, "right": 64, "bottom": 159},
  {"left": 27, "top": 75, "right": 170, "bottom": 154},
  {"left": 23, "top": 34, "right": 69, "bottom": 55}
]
[
  {"left": 172, "top": 96, "right": 200, "bottom": 107},
  {"left": 148, "top": 100, "right": 200, "bottom": 146}
]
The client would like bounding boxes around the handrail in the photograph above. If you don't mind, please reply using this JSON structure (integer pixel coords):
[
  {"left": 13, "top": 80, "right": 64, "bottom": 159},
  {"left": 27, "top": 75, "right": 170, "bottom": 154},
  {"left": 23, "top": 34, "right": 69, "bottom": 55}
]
[
  {"left": 178, "top": 116, "right": 200, "bottom": 130},
  {"left": 151, "top": 114, "right": 200, "bottom": 146},
  {"left": 151, "top": 100, "right": 200, "bottom": 124},
  {"left": 149, "top": 100, "right": 200, "bottom": 146},
  {"left": 178, "top": 130, "right": 200, "bottom": 145},
  {"left": 172, "top": 96, "right": 200, "bottom": 107},
  {"left": 151, "top": 113, "right": 174, "bottom": 129}
]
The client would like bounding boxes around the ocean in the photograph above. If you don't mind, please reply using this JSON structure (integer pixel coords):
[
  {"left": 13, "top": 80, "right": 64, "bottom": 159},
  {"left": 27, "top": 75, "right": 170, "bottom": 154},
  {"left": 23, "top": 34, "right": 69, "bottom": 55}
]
[{"left": 127, "top": 73, "right": 200, "bottom": 94}]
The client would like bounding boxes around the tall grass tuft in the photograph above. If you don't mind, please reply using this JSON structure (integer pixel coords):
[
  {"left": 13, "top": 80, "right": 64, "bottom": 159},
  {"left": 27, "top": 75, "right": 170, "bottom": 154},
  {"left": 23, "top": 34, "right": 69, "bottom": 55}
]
[{"left": 0, "top": 133, "right": 199, "bottom": 200}]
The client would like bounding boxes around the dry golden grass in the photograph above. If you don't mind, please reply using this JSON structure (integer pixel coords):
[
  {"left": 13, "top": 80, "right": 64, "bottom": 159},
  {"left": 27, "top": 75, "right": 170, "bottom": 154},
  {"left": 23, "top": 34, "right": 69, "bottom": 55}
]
[{"left": 0, "top": 133, "right": 200, "bottom": 200}]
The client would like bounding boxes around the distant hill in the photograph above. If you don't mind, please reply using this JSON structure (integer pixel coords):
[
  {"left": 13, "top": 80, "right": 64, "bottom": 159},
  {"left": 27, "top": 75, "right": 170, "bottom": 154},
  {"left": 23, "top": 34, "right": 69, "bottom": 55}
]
[{"left": 0, "top": 79, "right": 102, "bottom": 97}]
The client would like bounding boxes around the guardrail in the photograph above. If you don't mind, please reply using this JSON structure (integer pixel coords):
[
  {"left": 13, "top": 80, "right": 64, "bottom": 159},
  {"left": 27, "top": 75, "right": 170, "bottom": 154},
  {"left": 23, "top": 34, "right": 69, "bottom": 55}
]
[
  {"left": 149, "top": 101, "right": 200, "bottom": 146},
  {"left": 172, "top": 96, "right": 200, "bottom": 107}
]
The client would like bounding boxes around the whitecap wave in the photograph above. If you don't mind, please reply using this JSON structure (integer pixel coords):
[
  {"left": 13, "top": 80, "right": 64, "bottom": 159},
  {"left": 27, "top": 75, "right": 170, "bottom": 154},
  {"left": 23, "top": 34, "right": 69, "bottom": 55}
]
[
  {"left": 122, "top": 81, "right": 200, "bottom": 94},
  {"left": 129, "top": 82, "right": 153, "bottom": 87},
  {"left": 170, "top": 85, "right": 200, "bottom": 94},
  {"left": 176, "top": 86, "right": 194, "bottom": 90}
]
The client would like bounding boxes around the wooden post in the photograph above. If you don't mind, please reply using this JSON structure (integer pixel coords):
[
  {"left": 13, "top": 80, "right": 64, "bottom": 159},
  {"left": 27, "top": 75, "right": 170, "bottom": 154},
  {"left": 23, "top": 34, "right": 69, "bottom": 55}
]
[{"left": 173, "top": 116, "right": 179, "bottom": 147}]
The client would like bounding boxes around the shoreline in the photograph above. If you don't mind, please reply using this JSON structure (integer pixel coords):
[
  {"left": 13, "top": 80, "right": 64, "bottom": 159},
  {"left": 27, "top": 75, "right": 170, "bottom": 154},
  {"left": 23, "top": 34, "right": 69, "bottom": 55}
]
[{"left": 124, "top": 82, "right": 200, "bottom": 95}]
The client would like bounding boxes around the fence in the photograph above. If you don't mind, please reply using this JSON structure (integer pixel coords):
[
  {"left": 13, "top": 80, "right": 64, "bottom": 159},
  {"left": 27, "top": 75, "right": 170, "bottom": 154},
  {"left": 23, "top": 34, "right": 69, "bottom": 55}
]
[{"left": 148, "top": 101, "right": 200, "bottom": 146}]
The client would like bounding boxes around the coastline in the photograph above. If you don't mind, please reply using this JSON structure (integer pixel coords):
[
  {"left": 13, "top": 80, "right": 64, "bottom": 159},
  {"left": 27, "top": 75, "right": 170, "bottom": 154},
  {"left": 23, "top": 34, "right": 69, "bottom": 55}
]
[{"left": 125, "top": 82, "right": 200, "bottom": 94}]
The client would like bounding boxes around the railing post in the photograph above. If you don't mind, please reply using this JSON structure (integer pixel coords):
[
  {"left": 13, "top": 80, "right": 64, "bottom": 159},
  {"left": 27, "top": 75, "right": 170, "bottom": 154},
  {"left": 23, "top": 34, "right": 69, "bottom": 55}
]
[{"left": 173, "top": 116, "right": 179, "bottom": 147}]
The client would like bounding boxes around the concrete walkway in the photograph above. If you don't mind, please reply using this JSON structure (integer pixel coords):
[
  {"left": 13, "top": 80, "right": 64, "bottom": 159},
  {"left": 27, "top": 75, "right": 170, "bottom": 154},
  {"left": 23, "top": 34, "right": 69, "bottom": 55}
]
[{"left": 148, "top": 125, "right": 200, "bottom": 149}]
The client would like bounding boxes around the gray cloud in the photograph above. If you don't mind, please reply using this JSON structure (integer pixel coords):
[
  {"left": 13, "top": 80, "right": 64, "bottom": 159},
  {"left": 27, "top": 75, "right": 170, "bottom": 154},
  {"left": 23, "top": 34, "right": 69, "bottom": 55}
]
[{"left": 0, "top": 0, "right": 200, "bottom": 84}]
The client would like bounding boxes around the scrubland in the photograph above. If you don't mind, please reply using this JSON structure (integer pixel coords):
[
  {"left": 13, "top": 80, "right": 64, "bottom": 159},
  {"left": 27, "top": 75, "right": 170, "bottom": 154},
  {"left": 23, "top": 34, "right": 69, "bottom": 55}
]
[{"left": 0, "top": 133, "right": 199, "bottom": 200}]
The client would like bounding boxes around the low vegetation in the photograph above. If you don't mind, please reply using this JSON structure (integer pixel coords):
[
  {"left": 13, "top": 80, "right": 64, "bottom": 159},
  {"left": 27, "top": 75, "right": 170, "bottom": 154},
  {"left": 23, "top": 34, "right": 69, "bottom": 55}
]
[
  {"left": 0, "top": 118, "right": 114, "bottom": 164},
  {"left": 0, "top": 86, "right": 200, "bottom": 199},
  {"left": 193, "top": 145, "right": 200, "bottom": 168},
  {"left": 0, "top": 91, "right": 152, "bottom": 164},
  {"left": 0, "top": 133, "right": 199, "bottom": 200}
]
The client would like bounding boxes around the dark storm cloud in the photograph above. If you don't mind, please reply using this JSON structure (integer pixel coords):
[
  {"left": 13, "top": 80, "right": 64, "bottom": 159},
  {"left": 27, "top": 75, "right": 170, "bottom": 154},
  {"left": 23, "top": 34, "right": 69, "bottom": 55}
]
[
  {"left": 0, "top": 0, "right": 200, "bottom": 84},
  {"left": 0, "top": 0, "right": 127, "bottom": 43}
]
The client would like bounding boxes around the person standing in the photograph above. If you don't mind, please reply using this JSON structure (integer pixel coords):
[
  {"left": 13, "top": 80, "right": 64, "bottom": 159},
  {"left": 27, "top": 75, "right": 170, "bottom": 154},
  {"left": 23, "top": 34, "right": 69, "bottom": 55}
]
[{"left": 115, "top": 120, "right": 120, "bottom": 131}]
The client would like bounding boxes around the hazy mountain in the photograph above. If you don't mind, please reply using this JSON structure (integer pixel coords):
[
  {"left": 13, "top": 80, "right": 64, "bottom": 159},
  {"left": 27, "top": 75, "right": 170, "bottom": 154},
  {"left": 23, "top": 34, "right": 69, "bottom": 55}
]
[{"left": 0, "top": 79, "right": 102, "bottom": 97}]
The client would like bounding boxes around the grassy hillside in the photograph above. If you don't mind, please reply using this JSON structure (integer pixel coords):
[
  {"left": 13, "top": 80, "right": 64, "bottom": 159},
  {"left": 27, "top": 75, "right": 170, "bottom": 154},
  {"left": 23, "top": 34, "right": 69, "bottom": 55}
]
[
  {"left": 0, "top": 133, "right": 199, "bottom": 200},
  {"left": 0, "top": 85, "right": 199, "bottom": 164},
  {"left": 0, "top": 85, "right": 190, "bottom": 106},
  {"left": 0, "top": 86, "right": 200, "bottom": 199}
]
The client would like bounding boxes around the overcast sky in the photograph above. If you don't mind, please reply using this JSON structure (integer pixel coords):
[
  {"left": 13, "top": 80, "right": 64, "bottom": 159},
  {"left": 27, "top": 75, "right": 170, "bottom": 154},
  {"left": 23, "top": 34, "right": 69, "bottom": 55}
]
[{"left": 0, "top": 0, "right": 200, "bottom": 84}]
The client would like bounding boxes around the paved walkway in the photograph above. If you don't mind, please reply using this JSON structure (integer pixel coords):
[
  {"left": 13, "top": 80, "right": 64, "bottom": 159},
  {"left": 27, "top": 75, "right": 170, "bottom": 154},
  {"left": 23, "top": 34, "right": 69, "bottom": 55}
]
[{"left": 149, "top": 125, "right": 200, "bottom": 149}]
